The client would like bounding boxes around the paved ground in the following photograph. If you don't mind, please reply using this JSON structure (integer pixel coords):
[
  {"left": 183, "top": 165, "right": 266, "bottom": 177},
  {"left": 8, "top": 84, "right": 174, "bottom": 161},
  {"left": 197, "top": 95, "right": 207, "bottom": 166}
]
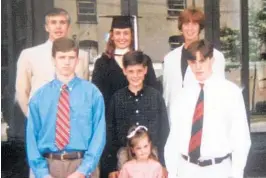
[{"left": 1, "top": 133, "right": 266, "bottom": 178}]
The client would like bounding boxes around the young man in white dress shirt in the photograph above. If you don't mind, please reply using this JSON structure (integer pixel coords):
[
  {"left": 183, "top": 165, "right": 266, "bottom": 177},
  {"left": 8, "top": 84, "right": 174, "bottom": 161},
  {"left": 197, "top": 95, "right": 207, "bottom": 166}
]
[
  {"left": 163, "top": 8, "right": 225, "bottom": 119},
  {"left": 164, "top": 40, "right": 251, "bottom": 178},
  {"left": 15, "top": 8, "right": 91, "bottom": 178},
  {"left": 15, "top": 8, "right": 89, "bottom": 116}
]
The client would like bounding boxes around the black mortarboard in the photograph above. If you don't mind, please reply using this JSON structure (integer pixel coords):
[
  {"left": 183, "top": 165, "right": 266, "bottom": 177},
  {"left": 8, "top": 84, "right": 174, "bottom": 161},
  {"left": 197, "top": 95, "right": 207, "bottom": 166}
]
[
  {"left": 100, "top": 15, "right": 141, "bottom": 49},
  {"left": 111, "top": 16, "right": 132, "bottom": 29},
  {"left": 100, "top": 15, "right": 133, "bottom": 29}
]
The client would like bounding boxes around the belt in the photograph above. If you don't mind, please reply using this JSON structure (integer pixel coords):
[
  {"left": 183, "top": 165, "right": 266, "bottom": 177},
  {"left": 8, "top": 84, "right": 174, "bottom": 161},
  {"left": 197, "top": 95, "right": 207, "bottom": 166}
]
[
  {"left": 44, "top": 151, "right": 84, "bottom": 161},
  {"left": 181, "top": 153, "right": 231, "bottom": 167}
]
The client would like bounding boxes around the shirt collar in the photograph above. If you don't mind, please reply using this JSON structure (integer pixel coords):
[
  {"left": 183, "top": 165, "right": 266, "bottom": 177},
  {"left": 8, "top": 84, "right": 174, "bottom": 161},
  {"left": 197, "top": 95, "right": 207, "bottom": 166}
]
[
  {"left": 194, "top": 73, "right": 216, "bottom": 89},
  {"left": 53, "top": 75, "right": 80, "bottom": 91},
  {"left": 45, "top": 40, "right": 53, "bottom": 48},
  {"left": 126, "top": 85, "right": 146, "bottom": 98}
]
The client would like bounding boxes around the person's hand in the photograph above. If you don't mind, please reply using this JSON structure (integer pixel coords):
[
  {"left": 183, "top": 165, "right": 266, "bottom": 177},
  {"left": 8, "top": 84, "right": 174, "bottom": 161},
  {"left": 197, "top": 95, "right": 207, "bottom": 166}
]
[
  {"left": 67, "top": 171, "right": 85, "bottom": 178},
  {"left": 108, "top": 171, "right": 119, "bottom": 178}
]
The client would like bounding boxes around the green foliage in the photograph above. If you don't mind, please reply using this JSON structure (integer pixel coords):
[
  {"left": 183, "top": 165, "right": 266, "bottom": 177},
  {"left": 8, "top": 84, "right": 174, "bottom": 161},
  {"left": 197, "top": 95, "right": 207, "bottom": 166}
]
[
  {"left": 249, "top": 8, "right": 266, "bottom": 61},
  {"left": 220, "top": 7, "right": 266, "bottom": 63},
  {"left": 220, "top": 27, "right": 240, "bottom": 62}
]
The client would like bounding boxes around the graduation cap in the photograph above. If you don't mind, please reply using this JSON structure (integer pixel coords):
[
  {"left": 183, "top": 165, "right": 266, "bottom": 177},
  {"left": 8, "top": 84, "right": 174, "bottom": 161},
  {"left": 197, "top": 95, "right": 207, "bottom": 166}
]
[
  {"left": 99, "top": 15, "right": 135, "bottom": 29},
  {"left": 111, "top": 16, "right": 132, "bottom": 29},
  {"left": 99, "top": 15, "right": 141, "bottom": 50}
]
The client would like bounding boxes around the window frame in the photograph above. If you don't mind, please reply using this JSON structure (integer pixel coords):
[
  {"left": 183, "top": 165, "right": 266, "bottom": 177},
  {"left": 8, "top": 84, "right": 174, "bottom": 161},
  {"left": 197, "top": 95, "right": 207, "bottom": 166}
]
[
  {"left": 167, "top": 0, "right": 186, "bottom": 18},
  {"left": 76, "top": 0, "right": 97, "bottom": 24}
]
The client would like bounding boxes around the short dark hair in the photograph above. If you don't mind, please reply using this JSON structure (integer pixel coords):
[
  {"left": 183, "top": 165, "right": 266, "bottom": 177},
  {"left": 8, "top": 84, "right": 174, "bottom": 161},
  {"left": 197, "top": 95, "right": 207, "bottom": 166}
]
[
  {"left": 178, "top": 8, "right": 205, "bottom": 32},
  {"left": 52, "top": 37, "right": 78, "bottom": 57},
  {"left": 123, "top": 51, "right": 148, "bottom": 68},
  {"left": 184, "top": 39, "right": 214, "bottom": 61},
  {"left": 45, "top": 8, "right": 71, "bottom": 24}
]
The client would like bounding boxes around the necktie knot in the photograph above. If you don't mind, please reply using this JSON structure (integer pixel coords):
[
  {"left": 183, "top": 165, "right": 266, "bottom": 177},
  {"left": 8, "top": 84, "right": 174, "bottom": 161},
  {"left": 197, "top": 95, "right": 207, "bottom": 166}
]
[
  {"left": 62, "top": 84, "right": 68, "bottom": 91},
  {"left": 199, "top": 83, "right": 204, "bottom": 89}
]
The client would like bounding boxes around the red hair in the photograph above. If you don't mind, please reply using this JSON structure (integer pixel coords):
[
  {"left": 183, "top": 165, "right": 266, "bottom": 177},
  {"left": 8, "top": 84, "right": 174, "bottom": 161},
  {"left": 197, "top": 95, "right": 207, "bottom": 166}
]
[{"left": 178, "top": 8, "right": 205, "bottom": 32}]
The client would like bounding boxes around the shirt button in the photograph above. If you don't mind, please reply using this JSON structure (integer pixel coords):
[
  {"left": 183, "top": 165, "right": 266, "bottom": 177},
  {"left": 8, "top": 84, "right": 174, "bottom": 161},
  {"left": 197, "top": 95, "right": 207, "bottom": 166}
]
[
  {"left": 136, "top": 110, "right": 139, "bottom": 114},
  {"left": 135, "top": 99, "right": 138, "bottom": 102}
]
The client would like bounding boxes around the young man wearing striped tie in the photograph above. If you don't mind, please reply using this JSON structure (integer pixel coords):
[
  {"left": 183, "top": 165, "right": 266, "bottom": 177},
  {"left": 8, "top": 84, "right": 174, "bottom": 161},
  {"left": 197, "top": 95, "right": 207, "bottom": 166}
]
[
  {"left": 164, "top": 39, "right": 251, "bottom": 178},
  {"left": 26, "top": 38, "right": 106, "bottom": 178}
]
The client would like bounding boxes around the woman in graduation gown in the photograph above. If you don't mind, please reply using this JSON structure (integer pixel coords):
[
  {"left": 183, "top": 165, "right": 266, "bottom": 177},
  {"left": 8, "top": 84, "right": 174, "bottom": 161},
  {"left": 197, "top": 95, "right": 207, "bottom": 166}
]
[
  {"left": 92, "top": 16, "right": 158, "bottom": 108},
  {"left": 91, "top": 16, "right": 158, "bottom": 178}
]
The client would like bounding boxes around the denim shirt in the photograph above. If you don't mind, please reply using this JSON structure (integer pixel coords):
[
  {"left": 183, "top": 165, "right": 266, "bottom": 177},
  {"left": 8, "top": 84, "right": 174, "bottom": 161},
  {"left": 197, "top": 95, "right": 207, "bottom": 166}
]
[{"left": 26, "top": 76, "right": 106, "bottom": 178}]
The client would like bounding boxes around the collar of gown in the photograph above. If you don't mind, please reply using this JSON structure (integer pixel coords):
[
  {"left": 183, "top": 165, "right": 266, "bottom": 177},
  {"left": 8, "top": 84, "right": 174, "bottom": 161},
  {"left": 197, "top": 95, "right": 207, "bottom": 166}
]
[{"left": 114, "top": 48, "right": 130, "bottom": 56}]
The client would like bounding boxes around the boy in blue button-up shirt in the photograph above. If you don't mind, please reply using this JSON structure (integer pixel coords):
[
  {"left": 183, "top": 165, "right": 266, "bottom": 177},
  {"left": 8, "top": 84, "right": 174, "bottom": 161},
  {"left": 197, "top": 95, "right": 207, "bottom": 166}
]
[{"left": 26, "top": 37, "right": 106, "bottom": 178}]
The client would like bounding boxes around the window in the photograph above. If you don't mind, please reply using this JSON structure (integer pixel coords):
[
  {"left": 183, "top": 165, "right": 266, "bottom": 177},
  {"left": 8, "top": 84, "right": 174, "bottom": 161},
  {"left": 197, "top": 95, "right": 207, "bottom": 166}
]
[
  {"left": 77, "top": 0, "right": 97, "bottom": 24},
  {"left": 167, "top": 0, "right": 186, "bottom": 17}
]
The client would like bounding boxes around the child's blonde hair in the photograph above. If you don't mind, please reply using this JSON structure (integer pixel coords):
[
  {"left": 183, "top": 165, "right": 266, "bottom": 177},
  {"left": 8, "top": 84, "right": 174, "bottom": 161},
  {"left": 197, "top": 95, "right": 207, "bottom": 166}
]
[{"left": 126, "top": 125, "right": 158, "bottom": 161}]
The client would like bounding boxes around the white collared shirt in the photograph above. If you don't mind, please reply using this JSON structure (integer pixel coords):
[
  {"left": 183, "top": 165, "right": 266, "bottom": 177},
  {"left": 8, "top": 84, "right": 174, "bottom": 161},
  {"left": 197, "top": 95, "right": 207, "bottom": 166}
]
[
  {"left": 164, "top": 75, "right": 251, "bottom": 178},
  {"left": 15, "top": 40, "right": 89, "bottom": 115},
  {"left": 163, "top": 45, "right": 225, "bottom": 117}
]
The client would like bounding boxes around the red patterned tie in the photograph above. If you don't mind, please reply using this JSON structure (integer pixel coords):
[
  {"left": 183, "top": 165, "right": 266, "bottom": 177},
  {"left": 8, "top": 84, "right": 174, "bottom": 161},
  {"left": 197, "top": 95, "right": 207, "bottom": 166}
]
[
  {"left": 55, "top": 84, "right": 70, "bottom": 150},
  {"left": 188, "top": 84, "right": 204, "bottom": 160}
]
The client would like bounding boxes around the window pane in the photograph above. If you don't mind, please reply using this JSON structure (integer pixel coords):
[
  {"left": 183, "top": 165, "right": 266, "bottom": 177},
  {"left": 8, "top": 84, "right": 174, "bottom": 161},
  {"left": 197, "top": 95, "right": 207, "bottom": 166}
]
[
  {"left": 167, "top": 0, "right": 185, "bottom": 16},
  {"left": 77, "top": 15, "right": 97, "bottom": 23},
  {"left": 77, "top": 1, "right": 97, "bottom": 23},
  {"left": 79, "top": 7, "right": 95, "bottom": 14}
]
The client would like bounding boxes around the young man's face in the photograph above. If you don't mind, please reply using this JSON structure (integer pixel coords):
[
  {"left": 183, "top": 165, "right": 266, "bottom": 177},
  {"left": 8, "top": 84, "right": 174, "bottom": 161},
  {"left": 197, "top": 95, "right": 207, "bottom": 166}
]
[
  {"left": 53, "top": 50, "right": 79, "bottom": 77},
  {"left": 182, "top": 22, "right": 200, "bottom": 43},
  {"left": 123, "top": 64, "right": 147, "bottom": 88},
  {"left": 45, "top": 15, "right": 70, "bottom": 41},
  {"left": 188, "top": 51, "right": 213, "bottom": 82},
  {"left": 111, "top": 28, "right": 132, "bottom": 49}
]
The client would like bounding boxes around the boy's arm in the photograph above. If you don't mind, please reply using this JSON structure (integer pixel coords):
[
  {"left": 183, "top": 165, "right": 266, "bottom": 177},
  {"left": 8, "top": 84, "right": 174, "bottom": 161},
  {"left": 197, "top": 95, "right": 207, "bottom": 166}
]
[
  {"left": 106, "top": 95, "right": 119, "bottom": 172},
  {"left": 229, "top": 90, "right": 251, "bottom": 178},
  {"left": 15, "top": 49, "right": 32, "bottom": 116},
  {"left": 164, "top": 99, "right": 182, "bottom": 178},
  {"left": 76, "top": 92, "right": 106, "bottom": 175},
  {"left": 158, "top": 95, "right": 170, "bottom": 166},
  {"left": 26, "top": 99, "right": 50, "bottom": 178}
]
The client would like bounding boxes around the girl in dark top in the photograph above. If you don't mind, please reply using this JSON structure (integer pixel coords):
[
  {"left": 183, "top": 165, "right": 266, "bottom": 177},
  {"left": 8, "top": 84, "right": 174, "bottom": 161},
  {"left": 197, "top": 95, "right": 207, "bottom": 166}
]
[
  {"left": 92, "top": 16, "right": 158, "bottom": 107},
  {"left": 91, "top": 16, "right": 158, "bottom": 178}
]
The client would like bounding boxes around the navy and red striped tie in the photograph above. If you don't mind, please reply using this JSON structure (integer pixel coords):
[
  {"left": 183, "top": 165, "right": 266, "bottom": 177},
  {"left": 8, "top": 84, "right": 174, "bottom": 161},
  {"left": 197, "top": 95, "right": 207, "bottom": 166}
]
[
  {"left": 188, "top": 84, "right": 204, "bottom": 160},
  {"left": 55, "top": 84, "right": 70, "bottom": 150}
]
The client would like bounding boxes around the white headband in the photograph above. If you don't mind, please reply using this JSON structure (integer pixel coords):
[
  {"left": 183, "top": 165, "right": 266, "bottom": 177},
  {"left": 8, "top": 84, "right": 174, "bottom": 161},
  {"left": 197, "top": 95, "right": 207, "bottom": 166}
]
[{"left": 126, "top": 125, "right": 148, "bottom": 139}]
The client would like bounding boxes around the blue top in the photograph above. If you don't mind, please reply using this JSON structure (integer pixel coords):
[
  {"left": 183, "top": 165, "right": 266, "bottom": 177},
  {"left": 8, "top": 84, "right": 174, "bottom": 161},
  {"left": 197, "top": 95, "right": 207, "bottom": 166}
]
[{"left": 26, "top": 76, "right": 106, "bottom": 178}]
